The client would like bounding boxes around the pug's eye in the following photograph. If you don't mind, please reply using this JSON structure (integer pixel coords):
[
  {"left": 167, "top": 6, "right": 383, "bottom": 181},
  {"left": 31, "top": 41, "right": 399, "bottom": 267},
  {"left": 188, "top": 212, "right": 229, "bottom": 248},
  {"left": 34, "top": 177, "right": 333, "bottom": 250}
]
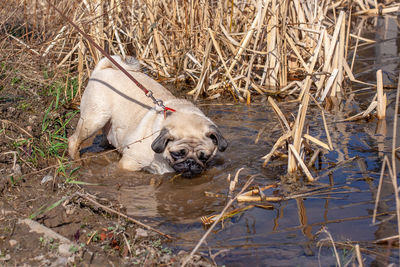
[
  {"left": 170, "top": 149, "right": 187, "bottom": 160},
  {"left": 198, "top": 151, "right": 210, "bottom": 162}
]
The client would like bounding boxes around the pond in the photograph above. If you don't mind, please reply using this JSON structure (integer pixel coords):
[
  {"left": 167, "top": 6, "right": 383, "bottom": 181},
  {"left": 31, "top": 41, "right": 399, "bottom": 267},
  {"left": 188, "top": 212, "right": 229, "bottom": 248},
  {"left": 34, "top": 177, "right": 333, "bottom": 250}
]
[{"left": 77, "top": 15, "right": 400, "bottom": 266}]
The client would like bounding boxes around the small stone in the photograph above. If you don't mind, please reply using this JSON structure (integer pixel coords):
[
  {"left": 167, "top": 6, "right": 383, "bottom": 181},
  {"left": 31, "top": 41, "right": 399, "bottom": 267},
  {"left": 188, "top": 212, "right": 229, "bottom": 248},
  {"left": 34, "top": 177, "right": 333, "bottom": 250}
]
[
  {"left": 0, "top": 254, "right": 11, "bottom": 261},
  {"left": 8, "top": 239, "right": 18, "bottom": 247},
  {"left": 50, "top": 256, "right": 68, "bottom": 267},
  {"left": 135, "top": 248, "right": 143, "bottom": 256},
  {"left": 12, "top": 164, "right": 22, "bottom": 177},
  {"left": 33, "top": 255, "right": 45, "bottom": 261},
  {"left": 64, "top": 205, "right": 75, "bottom": 215},
  {"left": 159, "top": 254, "right": 172, "bottom": 263},
  {"left": 28, "top": 116, "right": 37, "bottom": 124},
  {"left": 135, "top": 228, "right": 148, "bottom": 238},
  {"left": 41, "top": 174, "right": 53, "bottom": 184},
  {"left": 58, "top": 243, "right": 73, "bottom": 257},
  {"left": 177, "top": 250, "right": 187, "bottom": 256}
]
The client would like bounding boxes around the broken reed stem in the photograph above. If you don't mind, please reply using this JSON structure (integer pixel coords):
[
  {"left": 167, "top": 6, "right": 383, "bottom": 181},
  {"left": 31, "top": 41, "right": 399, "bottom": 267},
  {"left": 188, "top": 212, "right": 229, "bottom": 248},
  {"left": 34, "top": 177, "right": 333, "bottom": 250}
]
[
  {"left": 355, "top": 244, "right": 364, "bottom": 267},
  {"left": 303, "top": 134, "right": 330, "bottom": 151},
  {"left": 262, "top": 131, "right": 292, "bottom": 167},
  {"left": 309, "top": 94, "right": 333, "bottom": 150},
  {"left": 350, "top": 28, "right": 361, "bottom": 72},
  {"left": 289, "top": 80, "right": 312, "bottom": 173},
  {"left": 317, "top": 227, "right": 342, "bottom": 267},
  {"left": 208, "top": 28, "right": 244, "bottom": 102},
  {"left": 237, "top": 184, "right": 282, "bottom": 202},
  {"left": 183, "top": 174, "right": 255, "bottom": 266},
  {"left": 229, "top": 167, "right": 244, "bottom": 199},
  {"left": 376, "top": 69, "right": 386, "bottom": 119},
  {"left": 267, "top": 96, "right": 291, "bottom": 131},
  {"left": 372, "top": 156, "right": 391, "bottom": 224},
  {"left": 288, "top": 144, "right": 314, "bottom": 182}
]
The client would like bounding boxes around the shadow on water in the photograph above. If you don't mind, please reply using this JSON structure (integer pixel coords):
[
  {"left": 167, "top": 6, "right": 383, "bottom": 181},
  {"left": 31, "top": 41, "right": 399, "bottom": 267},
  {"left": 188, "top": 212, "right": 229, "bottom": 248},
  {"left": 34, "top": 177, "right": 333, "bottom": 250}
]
[{"left": 76, "top": 15, "right": 400, "bottom": 266}]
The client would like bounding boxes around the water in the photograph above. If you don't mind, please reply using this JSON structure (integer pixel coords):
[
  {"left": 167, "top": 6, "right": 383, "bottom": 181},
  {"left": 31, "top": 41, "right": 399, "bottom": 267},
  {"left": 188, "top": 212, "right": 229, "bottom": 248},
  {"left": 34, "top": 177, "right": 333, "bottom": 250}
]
[{"left": 77, "top": 15, "right": 400, "bottom": 266}]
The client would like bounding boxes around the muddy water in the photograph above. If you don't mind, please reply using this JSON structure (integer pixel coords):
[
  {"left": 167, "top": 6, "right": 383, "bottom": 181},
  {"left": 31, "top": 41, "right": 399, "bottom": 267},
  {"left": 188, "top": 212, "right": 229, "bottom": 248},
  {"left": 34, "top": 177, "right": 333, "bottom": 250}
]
[{"left": 76, "top": 16, "right": 400, "bottom": 266}]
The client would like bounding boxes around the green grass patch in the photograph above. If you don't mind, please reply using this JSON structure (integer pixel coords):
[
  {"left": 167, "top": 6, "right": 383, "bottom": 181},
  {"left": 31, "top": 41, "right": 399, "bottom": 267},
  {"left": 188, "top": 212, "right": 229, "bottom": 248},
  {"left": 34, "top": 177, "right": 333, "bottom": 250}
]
[{"left": 12, "top": 75, "right": 81, "bottom": 183}]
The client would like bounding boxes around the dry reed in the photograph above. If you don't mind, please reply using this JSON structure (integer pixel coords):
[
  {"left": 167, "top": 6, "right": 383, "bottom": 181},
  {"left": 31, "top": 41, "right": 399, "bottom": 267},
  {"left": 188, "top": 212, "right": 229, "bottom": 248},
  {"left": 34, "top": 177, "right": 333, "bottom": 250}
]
[
  {"left": 1, "top": 0, "right": 398, "bottom": 189},
  {"left": 1, "top": 1, "right": 399, "bottom": 265}
]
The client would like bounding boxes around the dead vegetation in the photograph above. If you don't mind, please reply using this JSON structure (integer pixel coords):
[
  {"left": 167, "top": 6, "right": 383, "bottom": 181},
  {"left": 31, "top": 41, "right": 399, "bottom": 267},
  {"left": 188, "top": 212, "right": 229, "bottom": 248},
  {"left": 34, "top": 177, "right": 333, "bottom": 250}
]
[
  {"left": 2, "top": 0, "right": 398, "bottom": 174},
  {"left": 1, "top": 0, "right": 400, "bottom": 266}
]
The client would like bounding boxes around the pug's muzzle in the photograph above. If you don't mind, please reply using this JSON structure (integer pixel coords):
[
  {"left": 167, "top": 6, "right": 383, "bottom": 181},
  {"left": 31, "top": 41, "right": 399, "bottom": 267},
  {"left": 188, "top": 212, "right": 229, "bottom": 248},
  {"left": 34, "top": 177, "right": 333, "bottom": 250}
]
[
  {"left": 168, "top": 150, "right": 207, "bottom": 177},
  {"left": 172, "top": 158, "right": 204, "bottom": 177},
  {"left": 152, "top": 125, "right": 227, "bottom": 178}
]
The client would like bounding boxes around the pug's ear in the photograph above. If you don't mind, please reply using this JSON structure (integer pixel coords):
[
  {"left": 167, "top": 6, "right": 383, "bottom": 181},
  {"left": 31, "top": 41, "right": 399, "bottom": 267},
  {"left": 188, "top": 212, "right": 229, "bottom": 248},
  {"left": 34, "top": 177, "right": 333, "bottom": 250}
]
[
  {"left": 207, "top": 125, "right": 228, "bottom": 152},
  {"left": 151, "top": 128, "right": 173, "bottom": 153}
]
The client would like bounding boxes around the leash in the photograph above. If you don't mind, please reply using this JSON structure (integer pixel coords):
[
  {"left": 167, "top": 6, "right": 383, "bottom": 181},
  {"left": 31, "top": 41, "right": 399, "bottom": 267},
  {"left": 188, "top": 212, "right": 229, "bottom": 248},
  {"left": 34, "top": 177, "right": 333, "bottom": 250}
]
[{"left": 45, "top": 0, "right": 176, "bottom": 116}]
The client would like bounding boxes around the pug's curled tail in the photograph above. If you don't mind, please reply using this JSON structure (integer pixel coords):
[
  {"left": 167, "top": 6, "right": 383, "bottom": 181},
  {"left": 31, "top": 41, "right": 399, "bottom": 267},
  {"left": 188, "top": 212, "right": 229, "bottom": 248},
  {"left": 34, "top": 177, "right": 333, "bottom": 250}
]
[{"left": 94, "top": 55, "right": 141, "bottom": 72}]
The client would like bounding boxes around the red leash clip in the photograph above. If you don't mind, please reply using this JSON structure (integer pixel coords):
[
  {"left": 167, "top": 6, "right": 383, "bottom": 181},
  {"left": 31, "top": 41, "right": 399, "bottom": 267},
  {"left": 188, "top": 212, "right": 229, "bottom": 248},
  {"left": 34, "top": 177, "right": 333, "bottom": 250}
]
[{"left": 164, "top": 106, "right": 176, "bottom": 118}]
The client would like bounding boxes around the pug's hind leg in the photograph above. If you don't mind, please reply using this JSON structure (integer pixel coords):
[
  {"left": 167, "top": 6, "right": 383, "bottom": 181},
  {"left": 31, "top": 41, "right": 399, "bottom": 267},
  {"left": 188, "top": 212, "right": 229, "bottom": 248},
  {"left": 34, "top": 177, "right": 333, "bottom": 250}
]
[{"left": 68, "top": 114, "right": 110, "bottom": 159}]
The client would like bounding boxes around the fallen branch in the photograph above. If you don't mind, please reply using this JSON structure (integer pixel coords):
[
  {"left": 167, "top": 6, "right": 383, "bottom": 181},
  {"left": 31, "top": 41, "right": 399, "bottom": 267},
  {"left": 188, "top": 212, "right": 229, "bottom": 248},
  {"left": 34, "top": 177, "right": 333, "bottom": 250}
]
[{"left": 76, "top": 192, "right": 172, "bottom": 239}]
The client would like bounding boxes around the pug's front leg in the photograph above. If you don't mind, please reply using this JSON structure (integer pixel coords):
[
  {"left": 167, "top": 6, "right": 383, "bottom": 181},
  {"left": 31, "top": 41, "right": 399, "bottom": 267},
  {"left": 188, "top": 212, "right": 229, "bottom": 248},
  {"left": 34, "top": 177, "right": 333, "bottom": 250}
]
[{"left": 118, "top": 155, "right": 144, "bottom": 171}]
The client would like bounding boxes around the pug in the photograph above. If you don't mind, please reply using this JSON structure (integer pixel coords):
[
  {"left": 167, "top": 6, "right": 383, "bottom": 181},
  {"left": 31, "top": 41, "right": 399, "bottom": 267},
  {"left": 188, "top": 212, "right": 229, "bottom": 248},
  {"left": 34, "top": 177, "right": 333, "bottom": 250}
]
[{"left": 68, "top": 55, "right": 227, "bottom": 177}]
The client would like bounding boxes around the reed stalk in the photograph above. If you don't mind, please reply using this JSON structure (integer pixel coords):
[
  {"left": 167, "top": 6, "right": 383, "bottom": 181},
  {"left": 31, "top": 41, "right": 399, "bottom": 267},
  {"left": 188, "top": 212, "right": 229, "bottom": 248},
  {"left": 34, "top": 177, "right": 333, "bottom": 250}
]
[{"left": 2, "top": 0, "right": 398, "bottom": 182}]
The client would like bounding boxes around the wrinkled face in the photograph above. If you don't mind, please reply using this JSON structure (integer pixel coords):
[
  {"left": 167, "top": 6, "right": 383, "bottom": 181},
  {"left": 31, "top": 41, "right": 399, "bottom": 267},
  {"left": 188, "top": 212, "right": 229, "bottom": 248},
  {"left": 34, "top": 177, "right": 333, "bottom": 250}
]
[{"left": 151, "top": 113, "right": 228, "bottom": 177}]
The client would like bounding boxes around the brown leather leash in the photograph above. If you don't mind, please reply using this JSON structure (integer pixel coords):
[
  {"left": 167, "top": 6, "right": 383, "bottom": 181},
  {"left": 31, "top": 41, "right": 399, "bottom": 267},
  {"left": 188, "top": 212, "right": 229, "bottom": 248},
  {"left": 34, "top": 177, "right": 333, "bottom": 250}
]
[{"left": 45, "top": 0, "right": 176, "bottom": 116}]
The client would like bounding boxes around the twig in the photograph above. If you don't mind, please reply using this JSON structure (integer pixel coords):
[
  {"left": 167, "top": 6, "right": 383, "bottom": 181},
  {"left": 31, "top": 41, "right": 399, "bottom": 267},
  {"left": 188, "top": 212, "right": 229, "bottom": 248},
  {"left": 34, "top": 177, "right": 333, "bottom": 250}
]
[
  {"left": 42, "top": 25, "right": 67, "bottom": 57},
  {"left": 182, "top": 173, "right": 255, "bottom": 266},
  {"left": 314, "top": 156, "right": 357, "bottom": 181},
  {"left": 208, "top": 28, "right": 244, "bottom": 102},
  {"left": 76, "top": 192, "right": 172, "bottom": 239},
  {"left": 4, "top": 31, "right": 40, "bottom": 56},
  {"left": 1, "top": 119, "right": 33, "bottom": 138}
]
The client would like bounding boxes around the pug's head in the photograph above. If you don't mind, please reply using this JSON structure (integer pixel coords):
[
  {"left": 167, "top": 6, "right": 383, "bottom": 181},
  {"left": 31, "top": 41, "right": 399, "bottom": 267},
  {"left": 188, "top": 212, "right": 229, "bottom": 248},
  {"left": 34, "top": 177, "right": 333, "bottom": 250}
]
[{"left": 151, "top": 112, "right": 227, "bottom": 177}]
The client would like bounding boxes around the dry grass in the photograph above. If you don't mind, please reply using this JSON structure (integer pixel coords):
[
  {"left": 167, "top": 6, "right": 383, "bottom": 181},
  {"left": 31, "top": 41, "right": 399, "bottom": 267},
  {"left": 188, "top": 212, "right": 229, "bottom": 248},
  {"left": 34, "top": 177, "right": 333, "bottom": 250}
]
[
  {"left": 1, "top": 0, "right": 400, "bottom": 265},
  {"left": 1, "top": 0, "right": 398, "bottom": 187},
  {"left": 1, "top": 0, "right": 397, "bottom": 97}
]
